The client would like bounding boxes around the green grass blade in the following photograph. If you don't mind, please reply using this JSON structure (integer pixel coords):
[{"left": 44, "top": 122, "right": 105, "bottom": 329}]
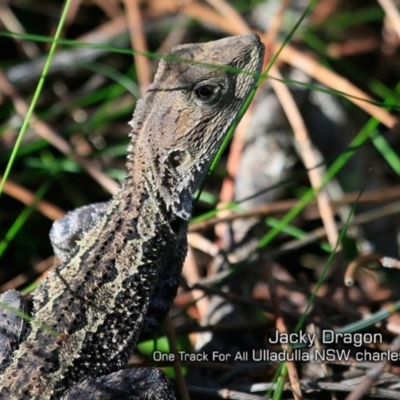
[{"left": 0, "top": 0, "right": 72, "bottom": 198}]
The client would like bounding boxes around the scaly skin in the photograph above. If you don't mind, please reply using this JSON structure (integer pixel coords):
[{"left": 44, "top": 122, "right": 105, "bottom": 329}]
[{"left": 0, "top": 34, "right": 264, "bottom": 399}]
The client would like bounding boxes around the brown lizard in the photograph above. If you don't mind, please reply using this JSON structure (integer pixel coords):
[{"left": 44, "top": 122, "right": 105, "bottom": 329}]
[{"left": 0, "top": 34, "right": 264, "bottom": 399}]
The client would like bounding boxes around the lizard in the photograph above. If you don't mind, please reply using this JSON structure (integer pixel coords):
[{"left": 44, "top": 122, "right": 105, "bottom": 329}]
[{"left": 0, "top": 33, "right": 264, "bottom": 399}]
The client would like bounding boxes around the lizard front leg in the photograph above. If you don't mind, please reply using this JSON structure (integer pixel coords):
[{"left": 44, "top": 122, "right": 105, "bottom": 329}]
[
  {"left": 50, "top": 202, "right": 108, "bottom": 262},
  {"left": 0, "top": 209, "right": 179, "bottom": 399},
  {"left": 0, "top": 204, "right": 106, "bottom": 376},
  {"left": 50, "top": 205, "right": 181, "bottom": 398}
]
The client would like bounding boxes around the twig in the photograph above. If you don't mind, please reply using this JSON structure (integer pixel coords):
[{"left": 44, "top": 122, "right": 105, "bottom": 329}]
[
  {"left": 275, "top": 43, "right": 398, "bottom": 128},
  {"left": 164, "top": 316, "right": 190, "bottom": 400},
  {"left": 123, "top": 0, "right": 152, "bottom": 93},
  {"left": 377, "top": 0, "right": 400, "bottom": 41},
  {"left": 189, "top": 185, "right": 400, "bottom": 232},
  {"left": 346, "top": 335, "right": 400, "bottom": 400},
  {"left": 0, "top": 72, "right": 119, "bottom": 195},
  {"left": 270, "top": 65, "right": 339, "bottom": 249}
]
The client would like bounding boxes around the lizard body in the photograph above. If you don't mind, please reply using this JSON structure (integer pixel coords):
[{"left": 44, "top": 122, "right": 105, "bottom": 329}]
[{"left": 0, "top": 34, "right": 264, "bottom": 399}]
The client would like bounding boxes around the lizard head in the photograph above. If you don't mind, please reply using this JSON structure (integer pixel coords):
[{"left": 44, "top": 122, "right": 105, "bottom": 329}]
[{"left": 128, "top": 34, "right": 264, "bottom": 221}]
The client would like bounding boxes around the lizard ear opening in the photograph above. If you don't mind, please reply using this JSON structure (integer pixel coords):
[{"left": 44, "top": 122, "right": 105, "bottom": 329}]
[{"left": 168, "top": 149, "right": 190, "bottom": 168}]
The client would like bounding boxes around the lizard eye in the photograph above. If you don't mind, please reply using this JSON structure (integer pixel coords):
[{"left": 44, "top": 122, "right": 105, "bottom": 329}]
[
  {"left": 168, "top": 149, "right": 190, "bottom": 167},
  {"left": 192, "top": 82, "right": 223, "bottom": 106},
  {"left": 195, "top": 85, "right": 216, "bottom": 99}
]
